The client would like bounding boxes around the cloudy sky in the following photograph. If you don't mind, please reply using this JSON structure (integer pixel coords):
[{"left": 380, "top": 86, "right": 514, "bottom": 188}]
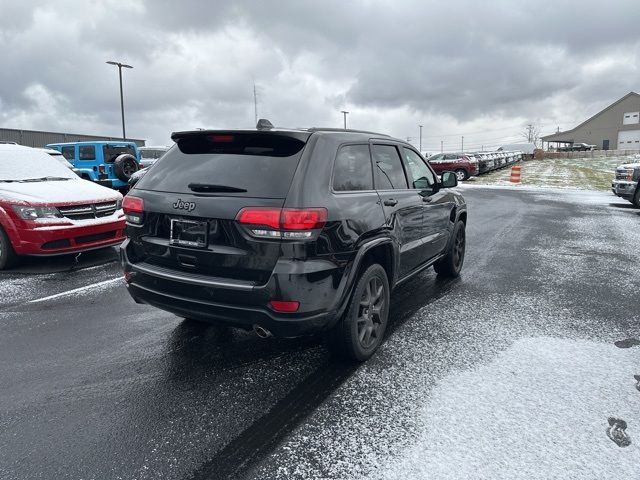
[{"left": 0, "top": 0, "right": 639, "bottom": 150}]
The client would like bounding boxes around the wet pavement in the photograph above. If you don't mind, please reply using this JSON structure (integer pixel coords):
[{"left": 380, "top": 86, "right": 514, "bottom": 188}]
[{"left": 0, "top": 187, "right": 638, "bottom": 479}]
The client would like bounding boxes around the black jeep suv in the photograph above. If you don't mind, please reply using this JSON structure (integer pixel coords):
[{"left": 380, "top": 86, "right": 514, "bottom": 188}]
[{"left": 121, "top": 122, "right": 467, "bottom": 361}]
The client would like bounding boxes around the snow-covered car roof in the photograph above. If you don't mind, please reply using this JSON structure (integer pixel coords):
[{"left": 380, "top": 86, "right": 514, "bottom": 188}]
[{"left": 0, "top": 144, "right": 78, "bottom": 181}]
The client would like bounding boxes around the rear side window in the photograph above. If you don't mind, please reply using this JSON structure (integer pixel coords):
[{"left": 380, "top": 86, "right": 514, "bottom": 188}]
[
  {"left": 79, "top": 146, "right": 96, "bottom": 160},
  {"left": 372, "top": 145, "right": 408, "bottom": 190},
  {"left": 333, "top": 145, "right": 373, "bottom": 191},
  {"left": 136, "top": 133, "right": 308, "bottom": 198},
  {"left": 61, "top": 146, "right": 75, "bottom": 160}
]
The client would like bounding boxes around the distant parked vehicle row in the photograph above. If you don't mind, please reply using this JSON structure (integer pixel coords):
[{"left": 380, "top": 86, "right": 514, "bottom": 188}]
[
  {"left": 138, "top": 146, "right": 170, "bottom": 169},
  {"left": 427, "top": 151, "right": 523, "bottom": 181}
]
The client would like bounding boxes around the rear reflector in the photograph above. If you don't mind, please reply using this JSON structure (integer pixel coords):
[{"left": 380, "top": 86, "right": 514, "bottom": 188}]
[{"left": 268, "top": 300, "right": 300, "bottom": 313}]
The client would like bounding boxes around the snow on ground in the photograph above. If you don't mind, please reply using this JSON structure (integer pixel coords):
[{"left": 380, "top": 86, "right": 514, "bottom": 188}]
[
  {"left": 249, "top": 187, "right": 640, "bottom": 480},
  {"left": 468, "top": 155, "right": 636, "bottom": 191},
  {"left": 375, "top": 337, "right": 640, "bottom": 480}
]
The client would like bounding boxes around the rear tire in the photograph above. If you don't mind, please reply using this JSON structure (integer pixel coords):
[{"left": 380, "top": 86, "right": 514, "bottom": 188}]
[
  {"left": 0, "top": 226, "right": 18, "bottom": 270},
  {"left": 633, "top": 188, "right": 640, "bottom": 208},
  {"left": 455, "top": 169, "right": 468, "bottom": 181},
  {"left": 329, "top": 264, "right": 390, "bottom": 362},
  {"left": 434, "top": 221, "right": 465, "bottom": 278}
]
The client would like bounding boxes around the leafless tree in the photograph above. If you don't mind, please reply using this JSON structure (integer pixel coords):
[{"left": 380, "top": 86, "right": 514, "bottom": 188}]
[{"left": 522, "top": 124, "right": 541, "bottom": 146}]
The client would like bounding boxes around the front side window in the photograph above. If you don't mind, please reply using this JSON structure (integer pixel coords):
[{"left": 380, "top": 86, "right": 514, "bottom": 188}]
[
  {"left": 333, "top": 145, "right": 373, "bottom": 191},
  {"left": 79, "top": 146, "right": 96, "bottom": 160},
  {"left": 61, "top": 146, "right": 75, "bottom": 160},
  {"left": 402, "top": 148, "right": 436, "bottom": 190},
  {"left": 371, "top": 145, "right": 408, "bottom": 190}
]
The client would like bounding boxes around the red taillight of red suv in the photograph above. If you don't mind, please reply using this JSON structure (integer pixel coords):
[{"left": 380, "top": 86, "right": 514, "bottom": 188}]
[
  {"left": 122, "top": 195, "right": 144, "bottom": 225},
  {"left": 236, "top": 207, "right": 327, "bottom": 239}
]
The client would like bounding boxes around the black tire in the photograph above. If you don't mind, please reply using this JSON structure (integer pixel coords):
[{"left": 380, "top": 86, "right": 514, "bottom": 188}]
[
  {"left": 329, "top": 264, "right": 390, "bottom": 362},
  {"left": 633, "top": 188, "right": 640, "bottom": 208},
  {"left": 0, "top": 226, "right": 19, "bottom": 270},
  {"left": 455, "top": 169, "right": 468, "bottom": 181},
  {"left": 113, "top": 154, "right": 139, "bottom": 182},
  {"left": 434, "top": 221, "right": 466, "bottom": 278}
]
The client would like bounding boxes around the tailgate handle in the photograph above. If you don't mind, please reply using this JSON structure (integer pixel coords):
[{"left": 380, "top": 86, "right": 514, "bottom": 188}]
[
  {"left": 177, "top": 254, "right": 198, "bottom": 269},
  {"left": 383, "top": 199, "right": 398, "bottom": 207}
]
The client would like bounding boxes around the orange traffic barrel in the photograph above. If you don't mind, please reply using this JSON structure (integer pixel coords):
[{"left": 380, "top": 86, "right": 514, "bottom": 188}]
[{"left": 510, "top": 165, "right": 522, "bottom": 184}]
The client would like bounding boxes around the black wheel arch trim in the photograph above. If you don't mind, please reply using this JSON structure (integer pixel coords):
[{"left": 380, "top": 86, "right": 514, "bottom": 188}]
[{"left": 334, "top": 237, "right": 397, "bottom": 320}]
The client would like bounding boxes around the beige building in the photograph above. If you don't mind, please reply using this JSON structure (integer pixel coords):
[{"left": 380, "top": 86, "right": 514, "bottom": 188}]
[{"left": 542, "top": 92, "right": 640, "bottom": 151}]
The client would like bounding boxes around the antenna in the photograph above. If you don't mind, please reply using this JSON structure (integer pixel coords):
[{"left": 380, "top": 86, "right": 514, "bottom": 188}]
[{"left": 253, "top": 82, "right": 258, "bottom": 125}]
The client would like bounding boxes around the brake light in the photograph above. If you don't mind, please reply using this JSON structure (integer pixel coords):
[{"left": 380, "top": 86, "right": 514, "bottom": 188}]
[
  {"left": 236, "top": 208, "right": 281, "bottom": 230},
  {"left": 269, "top": 300, "right": 300, "bottom": 313},
  {"left": 208, "top": 135, "right": 235, "bottom": 143},
  {"left": 282, "top": 209, "right": 327, "bottom": 230},
  {"left": 236, "top": 207, "right": 327, "bottom": 239},
  {"left": 122, "top": 195, "right": 144, "bottom": 224}
]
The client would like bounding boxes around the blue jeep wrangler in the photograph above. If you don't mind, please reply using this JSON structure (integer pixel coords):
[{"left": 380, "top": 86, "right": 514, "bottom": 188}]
[{"left": 46, "top": 141, "right": 140, "bottom": 190}]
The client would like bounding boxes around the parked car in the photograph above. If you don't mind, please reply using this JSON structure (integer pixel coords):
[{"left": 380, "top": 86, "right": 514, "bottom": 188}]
[
  {"left": 138, "top": 146, "right": 170, "bottom": 169},
  {"left": 46, "top": 141, "right": 140, "bottom": 191},
  {"left": 37, "top": 147, "right": 79, "bottom": 174},
  {"left": 0, "top": 144, "right": 126, "bottom": 269},
  {"left": 611, "top": 161, "right": 640, "bottom": 207},
  {"left": 128, "top": 167, "right": 148, "bottom": 188},
  {"left": 121, "top": 122, "right": 467, "bottom": 361},
  {"left": 427, "top": 153, "right": 479, "bottom": 180},
  {"left": 558, "top": 143, "right": 596, "bottom": 152}
]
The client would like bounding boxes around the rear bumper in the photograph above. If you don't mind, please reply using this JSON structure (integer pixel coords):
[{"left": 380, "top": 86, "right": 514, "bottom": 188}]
[
  {"left": 611, "top": 180, "right": 637, "bottom": 199},
  {"left": 120, "top": 240, "right": 350, "bottom": 337},
  {"left": 10, "top": 216, "right": 126, "bottom": 256}
]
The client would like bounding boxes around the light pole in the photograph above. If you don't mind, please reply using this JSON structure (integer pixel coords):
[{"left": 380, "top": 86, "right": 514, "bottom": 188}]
[
  {"left": 106, "top": 61, "right": 133, "bottom": 140},
  {"left": 341, "top": 110, "right": 349, "bottom": 129},
  {"left": 419, "top": 125, "right": 423, "bottom": 152}
]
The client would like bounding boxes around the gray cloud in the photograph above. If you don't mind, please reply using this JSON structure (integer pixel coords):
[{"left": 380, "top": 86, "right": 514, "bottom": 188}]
[{"left": 0, "top": 0, "right": 638, "bottom": 147}]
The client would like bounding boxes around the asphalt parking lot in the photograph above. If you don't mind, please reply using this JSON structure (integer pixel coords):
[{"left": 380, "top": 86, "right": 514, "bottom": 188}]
[{"left": 1, "top": 186, "right": 639, "bottom": 480}]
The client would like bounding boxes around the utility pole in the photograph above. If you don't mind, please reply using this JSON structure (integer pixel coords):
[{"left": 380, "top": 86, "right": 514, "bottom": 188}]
[
  {"left": 253, "top": 82, "right": 258, "bottom": 125},
  {"left": 440, "top": 140, "right": 444, "bottom": 153},
  {"left": 461, "top": 136, "right": 464, "bottom": 151},
  {"left": 527, "top": 124, "right": 533, "bottom": 143},
  {"left": 106, "top": 61, "right": 133, "bottom": 140},
  {"left": 341, "top": 110, "right": 349, "bottom": 129},
  {"left": 419, "top": 125, "right": 423, "bottom": 152}
]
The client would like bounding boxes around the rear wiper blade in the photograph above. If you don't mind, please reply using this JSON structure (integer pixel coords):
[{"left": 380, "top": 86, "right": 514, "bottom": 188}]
[{"left": 188, "top": 183, "right": 247, "bottom": 193}]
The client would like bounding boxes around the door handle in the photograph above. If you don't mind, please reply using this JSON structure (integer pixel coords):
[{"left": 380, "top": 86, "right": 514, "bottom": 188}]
[{"left": 383, "top": 199, "right": 398, "bottom": 206}]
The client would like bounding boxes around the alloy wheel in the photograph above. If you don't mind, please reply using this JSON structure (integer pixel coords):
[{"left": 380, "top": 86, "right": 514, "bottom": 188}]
[
  {"left": 357, "top": 276, "right": 385, "bottom": 349},
  {"left": 453, "top": 227, "right": 465, "bottom": 269}
]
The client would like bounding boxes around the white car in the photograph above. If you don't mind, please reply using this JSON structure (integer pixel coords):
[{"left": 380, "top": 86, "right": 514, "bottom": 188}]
[{"left": 138, "top": 146, "right": 170, "bottom": 169}]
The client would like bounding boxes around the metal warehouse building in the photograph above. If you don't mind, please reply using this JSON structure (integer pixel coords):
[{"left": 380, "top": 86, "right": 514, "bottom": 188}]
[
  {"left": 541, "top": 92, "right": 640, "bottom": 151},
  {"left": 0, "top": 127, "right": 145, "bottom": 148}
]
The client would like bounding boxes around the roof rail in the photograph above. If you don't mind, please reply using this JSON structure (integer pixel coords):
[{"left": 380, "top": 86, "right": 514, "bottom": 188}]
[{"left": 306, "top": 127, "right": 390, "bottom": 137}]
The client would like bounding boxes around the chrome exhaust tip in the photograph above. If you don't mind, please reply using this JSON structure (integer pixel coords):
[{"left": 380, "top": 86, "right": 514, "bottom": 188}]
[{"left": 253, "top": 325, "right": 272, "bottom": 339}]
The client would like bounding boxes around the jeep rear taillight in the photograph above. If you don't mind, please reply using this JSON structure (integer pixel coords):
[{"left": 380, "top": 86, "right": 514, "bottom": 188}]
[
  {"left": 236, "top": 207, "right": 327, "bottom": 239},
  {"left": 122, "top": 195, "right": 144, "bottom": 225}
]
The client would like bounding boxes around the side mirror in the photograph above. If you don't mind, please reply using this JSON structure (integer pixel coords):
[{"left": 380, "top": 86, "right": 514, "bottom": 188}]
[{"left": 441, "top": 171, "right": 458, "bottom": 188}]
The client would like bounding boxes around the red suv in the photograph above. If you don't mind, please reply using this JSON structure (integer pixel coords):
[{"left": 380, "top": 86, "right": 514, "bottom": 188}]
[
  {"left": 0, "top": 145, "right": 126, "bottom": 269},
  {"left": 427, "top": 153, "right": 479, "bottom": 181}
]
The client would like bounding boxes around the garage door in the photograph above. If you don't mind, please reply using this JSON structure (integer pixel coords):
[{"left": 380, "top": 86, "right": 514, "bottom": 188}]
[{"left": 618, "top": 129, "right": 640, "bottom": 151}]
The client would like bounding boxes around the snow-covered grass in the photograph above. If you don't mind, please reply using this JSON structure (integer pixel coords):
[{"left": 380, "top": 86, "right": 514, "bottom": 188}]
[{"left": 468, "top": 156, "right": 636, "bottom": 191}]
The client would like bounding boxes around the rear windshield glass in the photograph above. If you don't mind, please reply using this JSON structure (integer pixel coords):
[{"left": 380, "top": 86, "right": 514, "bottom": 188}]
[
  {"left": 136, "top": 133, "right": 308, "bottom": 198},
  {"left": 103, "top": 145, "right": 137, "bottom": 162}
]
